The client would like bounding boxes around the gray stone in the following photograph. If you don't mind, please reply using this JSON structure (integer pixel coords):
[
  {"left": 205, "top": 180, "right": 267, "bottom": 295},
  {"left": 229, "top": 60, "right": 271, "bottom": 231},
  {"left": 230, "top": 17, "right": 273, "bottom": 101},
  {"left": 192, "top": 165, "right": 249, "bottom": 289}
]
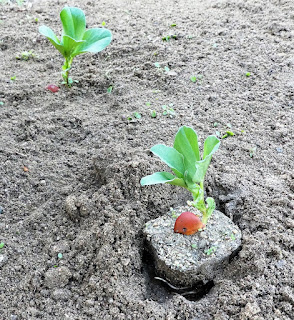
[
  {"left": 44, "top": 266, "right": 72, "bottom": 288},
  {"left": 0, "top": 254, "right": 8, "bottom": 267},
  {"left": 144, "top": 206, "right": 242, "bottom": 286},
  {"left": 51, "top": 288, "right": 72, "bottom": 301}
]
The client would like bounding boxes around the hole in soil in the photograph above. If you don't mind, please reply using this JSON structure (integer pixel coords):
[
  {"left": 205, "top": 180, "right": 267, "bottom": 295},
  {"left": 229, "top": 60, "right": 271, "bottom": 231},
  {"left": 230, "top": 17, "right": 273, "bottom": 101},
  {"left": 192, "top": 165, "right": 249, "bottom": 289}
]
[{"left": 142, "top": 249, "right": 215, "bottom": 302}]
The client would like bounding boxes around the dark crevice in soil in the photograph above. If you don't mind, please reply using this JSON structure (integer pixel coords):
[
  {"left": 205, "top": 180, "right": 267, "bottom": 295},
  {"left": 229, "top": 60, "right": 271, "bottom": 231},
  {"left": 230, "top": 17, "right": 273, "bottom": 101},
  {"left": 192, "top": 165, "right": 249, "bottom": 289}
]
[{"left": 141, "top": 249, "right": 215, "bottom": 302}]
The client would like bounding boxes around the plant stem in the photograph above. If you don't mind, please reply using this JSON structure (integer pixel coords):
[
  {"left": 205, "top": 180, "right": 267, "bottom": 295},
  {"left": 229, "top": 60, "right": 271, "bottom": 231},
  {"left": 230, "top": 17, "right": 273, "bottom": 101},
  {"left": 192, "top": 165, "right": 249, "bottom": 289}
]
[
  {"left": 191, "top": 180, "right": 208, "bottom": 224},
  {"left": 62, "top": 57, "right": 73, "bottom": 86}
]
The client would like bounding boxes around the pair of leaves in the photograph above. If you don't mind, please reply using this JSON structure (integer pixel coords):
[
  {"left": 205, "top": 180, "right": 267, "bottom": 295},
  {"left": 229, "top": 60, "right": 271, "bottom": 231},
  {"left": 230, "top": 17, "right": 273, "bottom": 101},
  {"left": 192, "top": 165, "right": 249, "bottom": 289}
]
[
  {"left": 140, "top": 126, "right": 220, "bottom": 190},
  {"left": 39, "top": 7, "right": 112, "bottom": 59}
]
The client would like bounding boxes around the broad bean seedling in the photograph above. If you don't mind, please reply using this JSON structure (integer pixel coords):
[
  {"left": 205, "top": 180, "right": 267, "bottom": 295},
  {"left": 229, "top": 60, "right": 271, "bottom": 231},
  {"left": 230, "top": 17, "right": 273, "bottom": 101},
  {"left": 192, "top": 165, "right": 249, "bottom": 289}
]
[
  {"left": 39, "top": 7, "right": 112, "bottom": 86},
  {"left": 141, "top": 126, "right": 220, "bottom": 225}
]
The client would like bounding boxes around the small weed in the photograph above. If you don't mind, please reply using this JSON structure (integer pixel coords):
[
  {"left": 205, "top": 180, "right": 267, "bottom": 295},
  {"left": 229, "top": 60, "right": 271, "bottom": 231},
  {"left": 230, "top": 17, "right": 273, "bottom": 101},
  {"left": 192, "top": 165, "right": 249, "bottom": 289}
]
[
  {"left": 154, "top": 62, "right": 161, "bottom": 68},
  {"left": 34, "top": 17, "right": 39, "bottom": 23},
  {"left": 16, "top": 50, "right": 35, "bottom": 61},
  {"left": 127, "top": 112, "right": 142, "bottom": 120},
  {"left": 162, "top": 35, "right": 177, "bottom": 41},
  {"left": 249, "top": 146, "right": 257, "bottom": 158},
  {"left": 170, "top": 23, "right": 177, "bottom": 27},
  {"left": 162, "top": 104, "right": 176, "bottom": 117},
  {"left": 0, "top": 242, "right": 4, "bottom": 249},
  {"left": 146, "top": 102, "right": 151, "bottom": 107},
  {"left": 191, "top": 244, "right": 197, "bottom": 249},
  {"left": 101, "top": 21, "right": 106, "bottom": 26},
  {"left": 222, "top": 131, "right": 234, "bottom": 139},
  {"left": 150, "top": 110, "right": 157, "bottom": 118},
  {"left": 10, "top": 76, "right": 16, "bottom": 81},
  {"left": 190, "top": 74, "right": 203, "bottom": 83},
  {"left": 230, "top": 233, "right": 236, "bottom": 241},
  {"left": 245, "top": 72, "right": 251, "bottom": 77},
  {"left": 205, "top": 246, "right": 217, "bottom": 255},
  {"left": 164, "top": 66, "right": 170, "bottom": 72},
  {"left": 107, "top": 85, "right": 113, "bottom": 93}
]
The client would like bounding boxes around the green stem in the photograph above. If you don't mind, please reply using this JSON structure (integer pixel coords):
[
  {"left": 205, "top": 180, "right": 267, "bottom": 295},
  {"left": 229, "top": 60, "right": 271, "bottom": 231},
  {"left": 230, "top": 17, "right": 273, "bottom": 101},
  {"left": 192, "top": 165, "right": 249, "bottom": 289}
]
[
  {"left": 62, "top": 57, "right": 73, "bottom": 86},
  {"left": 191, "top": 180, "right": 208, "bottom": 224}
]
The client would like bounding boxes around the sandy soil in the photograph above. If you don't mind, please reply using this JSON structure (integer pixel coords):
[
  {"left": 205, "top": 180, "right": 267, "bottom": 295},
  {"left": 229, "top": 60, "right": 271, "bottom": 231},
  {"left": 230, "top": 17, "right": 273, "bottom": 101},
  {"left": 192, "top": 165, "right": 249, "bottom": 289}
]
[{"left": 0, "top": 0, "right": 293, "bottom": 319}]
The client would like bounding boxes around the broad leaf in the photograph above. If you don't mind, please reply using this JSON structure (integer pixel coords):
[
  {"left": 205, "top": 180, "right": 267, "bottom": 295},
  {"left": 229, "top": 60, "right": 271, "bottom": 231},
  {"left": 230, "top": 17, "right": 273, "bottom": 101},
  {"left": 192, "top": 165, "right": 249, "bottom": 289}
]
[
  {"left": 150, "top": 144, "right": 185, "bottom": 178},
  {"left": 193, "top": 135, "right": 220, "bottom": 183},
  {"left": 39, "top": 25, "right": 65, "bottom": 56},
  {"left": 60, "top": 7, "right": 86, "bottom": 40},
  {"left": 202, "top": 135, "right": 220, "bottom": 159},
  {"left": 173, "top": 126, "right": 200, "bottom": 179},
  {"left": 140, "top": 172, "right": 187, "bottom": 188},
  {"left": 62, "top": 35, "right": 85, "bottom": 58},
  {"left": 73, "top": 28, "right": 112, "bottom": 56}
]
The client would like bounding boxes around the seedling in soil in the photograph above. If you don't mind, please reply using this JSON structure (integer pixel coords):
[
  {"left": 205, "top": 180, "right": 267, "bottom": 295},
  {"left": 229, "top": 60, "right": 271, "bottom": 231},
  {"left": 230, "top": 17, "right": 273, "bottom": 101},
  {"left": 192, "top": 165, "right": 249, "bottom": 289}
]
[
  {"left": 141, "top": 126, "right": 220, "bottom": 226},
  {"left": 170, "top": 23, "right": 177, "bottom": 27},
  {"left": 150, "top": 110, "right": 157, "bottom": 118},
  {"left": 249, "top": 146, "right": 257, "bottom": 158},
  {"left": 127, "top": 112, "right": 142, "bottom": 120},
  {"left": 101, "top": 21, "right": 106, "bottom": 26},
  {"left": 16, "top": 50, "right": 35, "bottom": 61},
  {"left": 162, "top": 35, "right": 177, "bottom": 41},
  {"left": 0, "top": 101, "right": 4, "bottom": 106},
  {"left": 39, "top": 7, "right": 112, "bottom": 87},
  {"left": 245, "top": 72, "right": 251, "bottom": 77},
  {"left": 205, "top": 246, "right": 217, "bottom": 255},
  {"left": 10, "top": 76, "right": 16, "bottom": 81},
  {"left": 0, "top": 242, "right": 5, "bottom": 249},
  {"left": 190, "top": 74, "right": 203, "bottom": 83},
  {"left": 222, "top": 130, "right": 234, "bottom": 139},
  {"left": 107, "top": 85, "right": 113, "bottom": 93},
  {"left": 162, "top": 104, "right": 176, "bottom": 117}
]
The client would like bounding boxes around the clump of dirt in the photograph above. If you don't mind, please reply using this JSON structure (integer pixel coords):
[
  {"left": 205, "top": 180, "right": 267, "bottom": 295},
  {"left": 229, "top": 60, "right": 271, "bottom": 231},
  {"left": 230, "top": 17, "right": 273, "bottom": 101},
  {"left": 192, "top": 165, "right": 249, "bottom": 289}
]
[{"left": 0, "top": 0, "right": 293, "bottom": 319}]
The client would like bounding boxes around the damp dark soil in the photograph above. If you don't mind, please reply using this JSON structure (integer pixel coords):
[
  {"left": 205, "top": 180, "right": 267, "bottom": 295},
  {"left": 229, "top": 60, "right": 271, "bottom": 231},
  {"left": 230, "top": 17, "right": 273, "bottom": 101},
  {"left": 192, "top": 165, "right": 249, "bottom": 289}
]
[{"left": 0, "top": 0, "right": 294, "bottom": 319}]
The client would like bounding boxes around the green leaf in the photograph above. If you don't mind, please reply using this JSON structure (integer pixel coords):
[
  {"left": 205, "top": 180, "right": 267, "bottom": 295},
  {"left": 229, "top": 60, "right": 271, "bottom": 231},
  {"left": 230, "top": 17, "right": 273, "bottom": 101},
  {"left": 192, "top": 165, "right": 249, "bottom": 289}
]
[
  {"left": 73, "top": 28, "right": 112, "bottom": 56},
  {"left": 202, "top": 135, "right": 220, "bottom": 159},
  {"left": 60, "top": 7, "right": 86, "bottom": 40},
  {"left": 140, "top": 172, "right": 187, "bottom": 188},
  {"left": 173, "top": 126, "right": 200, "bottom": 179},
  {"left": 39, "top": 25, "right": 65, "bottom": 56},
  {"left": 151, "top": 145, "right": 185, "bottom": 178},
  {"left": 62, "top": 35, "right": 85, "bottom": 58}
]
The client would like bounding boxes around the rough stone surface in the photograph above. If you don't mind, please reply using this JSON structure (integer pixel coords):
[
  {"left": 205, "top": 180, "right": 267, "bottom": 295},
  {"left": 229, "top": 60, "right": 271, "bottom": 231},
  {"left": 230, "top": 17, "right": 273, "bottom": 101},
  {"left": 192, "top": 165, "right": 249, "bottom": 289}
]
[
  {"left": 144, "top": 206, "right": 242, "bottom": 286},
  {"left": 44, "top": 266, "right": 72, "bottom": 289}
]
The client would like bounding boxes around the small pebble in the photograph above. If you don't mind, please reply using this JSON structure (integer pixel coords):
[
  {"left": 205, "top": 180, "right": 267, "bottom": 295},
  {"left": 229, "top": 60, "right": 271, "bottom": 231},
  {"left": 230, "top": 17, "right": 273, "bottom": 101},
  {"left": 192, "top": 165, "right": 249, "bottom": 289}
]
[{"left": 276, "top": 147, "right": 283, "bottom": 153}]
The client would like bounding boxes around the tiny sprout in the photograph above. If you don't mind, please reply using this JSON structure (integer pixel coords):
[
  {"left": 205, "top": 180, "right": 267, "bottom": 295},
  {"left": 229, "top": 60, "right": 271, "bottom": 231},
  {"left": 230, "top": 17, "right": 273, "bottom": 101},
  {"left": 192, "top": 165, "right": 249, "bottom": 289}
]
[
  {"left": 191, "top": 244, "right": 197, "bottom": 249},
  {"left": 190, "top": 76, "right": 197, "bottom": 83},
  {"left": 0, "top": 242, "right": 5, "bottom": 249},
  {"left": 162, "top": 35, "right": 171, "bottom": 41},
  {"left": 245, "top": 72, "right": 251, "bottom": 77},
  {"left": 0, "top": 101, "right": 4, "bottom": 106},
  {"left": 150, "top": 110, "right": 157, "bottom": 118},
  {"left": 57, "top": 253, "right": 63, "bottom": 259},
  {"left": 154, "top": 62, "right": 160, "bottom": 68},
  {"left": 222, "top": 131, "right": 234, "bottom": 139},
  {"left": 162, "top": 105, "right": 176, "bottom": 117},
  {"left": 16, "top": 50, "right": 35, "bottom": 61},
  {"left": 170, "top": 23, "right": 177, "bottom": 27},
  {"left": 146, "top": 102, "right": 151, "bottom": 107},
  {"left": 164, "top": 66, "right": 170, "bottom": 72},
  {"left": 107, "top": 85, "right": 113, "bottom": 93},
  {"left": 133, "top": 112, "right": 141, "bottom": 119},
  {"left": 34, "top": 17, "right": 39, "bottom": 23},
  {"left": 101, "top": 21, "right": 106, "bottom": 26},
  {"left": 10, "top": 76, "right": 16, "bottom": 81},
  {"left": 249, "top": 146, "right": 257, "bottom": 158},
  {"left": 205, "top": 246, "right": 217, "bottom": 255},
  {"left": 230, "top": 234, "right": 236, "bottom": 241}
]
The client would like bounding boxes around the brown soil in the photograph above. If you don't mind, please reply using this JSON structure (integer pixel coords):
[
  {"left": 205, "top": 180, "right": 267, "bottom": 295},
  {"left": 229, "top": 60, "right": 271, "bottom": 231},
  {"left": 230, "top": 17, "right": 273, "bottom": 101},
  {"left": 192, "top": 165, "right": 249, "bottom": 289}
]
[{"left": 0, "top": 0, "right": 293, "bottom": 319}]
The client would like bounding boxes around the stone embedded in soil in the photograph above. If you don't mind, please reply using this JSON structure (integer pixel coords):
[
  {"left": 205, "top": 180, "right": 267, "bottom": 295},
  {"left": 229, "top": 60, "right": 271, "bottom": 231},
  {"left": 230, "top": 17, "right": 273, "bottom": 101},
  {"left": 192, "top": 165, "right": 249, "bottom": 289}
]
[
  {"left": 44, "top": 266, "right": 72, "bottom": 289},
  {"left": 0, "top": 254, "right": 8, "bottom": 267},
  {"left": 144, "top": 206, "right": 242, "bottom": 286}
]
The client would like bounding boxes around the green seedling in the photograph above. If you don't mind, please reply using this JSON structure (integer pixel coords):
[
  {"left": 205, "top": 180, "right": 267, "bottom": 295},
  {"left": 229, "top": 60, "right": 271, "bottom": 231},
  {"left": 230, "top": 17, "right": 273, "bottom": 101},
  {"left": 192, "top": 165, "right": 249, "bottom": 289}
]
[
  {"left": 222, "top": 130, "right": 234, "bottom": 139},
  {"left": 101, "top": 21, "right": 106, "bottom": 26},
  {"left": 39, "top": 7, "right": 112, "bottom": 86},
  {"left": 190, "top": 74, "right": 203, "bottom": 83},
  {"left": 0, "top": 101, "right": 4, "bottom": 106},
  {"left": 0, "top": 242, "right": 4, "bottom": 249},
  {"left": 141, "top": 126, "right": 220, "bottom": 225},
  {"left": 245, "top": 72, "right": 251, "bottom": 77},
  {"left": 154, "top": 62, "right": 161, "bottom": 68},
  {"left": 162, "top": 104, "right": 176, "bottom": 117},
  {"left": 57, "top": 253, "right": 63, "bottom": 259},
  {"left": 16, "top": 50, "right": 35, "bottom": 61},
  {"left": 249, "top": 146, "right": 257, "bottom": 158},
  {"left": 191, "top": 243, "right": 197, "bottom": 249},
  {"left": 150, "top": 110, "right": 157, "bottom": 118},
  {"left": 127, "top": 112, "right": 142, "bottom": 120},
  {"left": 205, "top": 246, "right": 217, "bottom": 255},
  {"left": 10, "top": 76, "right": 16, "bottom": 81},
  {"left": 170, "top": 23, "right": 177, "bottom": 27},
  {"left": 107, "top": 85, "right": 113, "bottom": 93}
]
